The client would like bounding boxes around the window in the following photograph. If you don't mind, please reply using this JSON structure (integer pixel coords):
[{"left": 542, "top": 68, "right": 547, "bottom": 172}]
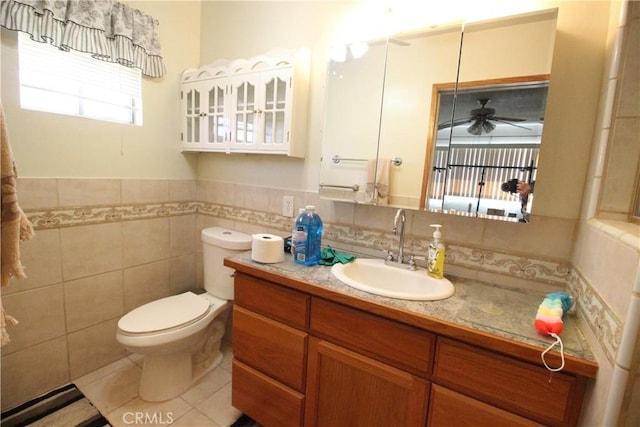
[{"left": 18, "top": 33, "right": 143, "bottom": 125}]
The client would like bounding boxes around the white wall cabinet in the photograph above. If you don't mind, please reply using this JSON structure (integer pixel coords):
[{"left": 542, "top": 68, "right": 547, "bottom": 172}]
[{"left": 180, "top": 49, "right": 310, "bottom": 157}]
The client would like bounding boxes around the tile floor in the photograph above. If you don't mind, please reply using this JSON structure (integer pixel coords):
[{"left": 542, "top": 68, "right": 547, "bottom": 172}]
[{"left": 75, "top": 343, "right": 243, "bottom": 427}]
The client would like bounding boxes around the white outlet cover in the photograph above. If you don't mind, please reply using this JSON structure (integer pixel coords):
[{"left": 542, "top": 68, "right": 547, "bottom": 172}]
[{"left": 283, "top": 196, "right": 294, "bottom": 217}]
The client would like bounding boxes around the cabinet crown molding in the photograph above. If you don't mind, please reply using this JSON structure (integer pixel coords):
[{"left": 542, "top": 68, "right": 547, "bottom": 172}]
[{"left": 182, "top": 48, "right": 311, "bottom": 83}]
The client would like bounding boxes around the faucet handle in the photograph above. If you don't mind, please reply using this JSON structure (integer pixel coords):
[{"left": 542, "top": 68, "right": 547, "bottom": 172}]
[
  {"left": 408, "top": 256, "right": 416, "bottom": 270},
  {"left": 408, "top": 254, "right": 425, "bottom": 271},
  {"left": 383, "top": 249, "right": 394, "bottom": 262}
]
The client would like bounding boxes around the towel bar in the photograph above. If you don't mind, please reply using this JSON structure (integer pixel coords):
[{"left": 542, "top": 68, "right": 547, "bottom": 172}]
[
  {"left": 319, "top": 183, "right": 360, "bottom": 192},
  {"left": 332, "top": 155, "right": 402, "bottom": 167}
]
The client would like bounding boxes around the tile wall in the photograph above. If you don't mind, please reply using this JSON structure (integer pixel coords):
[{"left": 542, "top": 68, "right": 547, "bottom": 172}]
[
  {"left": 571, "top": 2, "right": 640, "bottom": 424},
  {"left": 1, "top": 179, "right": 199, "bottom": 411},
  {"left": 1, "top": 176, "right": 623, "bottom": 413}
]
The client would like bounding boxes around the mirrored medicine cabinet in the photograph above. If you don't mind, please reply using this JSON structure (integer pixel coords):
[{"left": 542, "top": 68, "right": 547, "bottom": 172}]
[{"left": 319, "top": 8, "right": 558, "bottom": 223}]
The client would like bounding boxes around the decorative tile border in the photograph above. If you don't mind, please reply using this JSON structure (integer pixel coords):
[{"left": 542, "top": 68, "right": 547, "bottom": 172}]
[
  {"left": 446, "top": 245, "right": 571, "bottom": 286},
  {"left": 26, "top": 202, "right": 197, "bottom": 228},
  {"left": 567, "top": 268, "right": 622, "bottom": 365},
  {"left": 25, "top": 200, "right": 618, "bottom": 362},
  {"left": 196, "top": 202, "right": 293, "bottom": 231}
]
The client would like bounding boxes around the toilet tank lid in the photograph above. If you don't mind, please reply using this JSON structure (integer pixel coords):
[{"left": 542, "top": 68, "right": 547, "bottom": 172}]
[
  {"left": 118, "top": 292, "right": 210, "bottom": 334},
  {"left": 201, "top": 227, "right": 252, "bottom": 250}
]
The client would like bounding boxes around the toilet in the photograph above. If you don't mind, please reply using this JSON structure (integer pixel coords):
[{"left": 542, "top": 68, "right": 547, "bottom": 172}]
[{"left": 116, "top": 227, "right": 251, "bottom": 402}]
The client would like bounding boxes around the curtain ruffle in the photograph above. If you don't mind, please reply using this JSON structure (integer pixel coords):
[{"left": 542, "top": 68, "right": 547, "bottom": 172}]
[{"left": 0, "top": 0, "right": 166, "bottom": 78}]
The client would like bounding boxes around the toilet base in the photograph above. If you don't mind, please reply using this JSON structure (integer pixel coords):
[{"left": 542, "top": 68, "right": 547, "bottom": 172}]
[
  {"left": 138, "top": 349, "right": 224, "bottom": 402},
  {"left": 139, "top": 351, "right": 192, "bottom": 402},
  {"left": 137, "top": 319, "right": 226, "bottom": 402}
]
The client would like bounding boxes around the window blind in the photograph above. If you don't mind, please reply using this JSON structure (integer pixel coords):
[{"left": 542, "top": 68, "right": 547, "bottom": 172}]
[{"left": 18, "top": 33, "right": 143, "bottom": 125}]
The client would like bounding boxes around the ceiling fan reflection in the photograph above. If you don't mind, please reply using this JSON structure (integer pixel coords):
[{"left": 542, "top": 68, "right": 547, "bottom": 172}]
[{"left": 439, "top": 98, "right": 532, "bottom": 135}]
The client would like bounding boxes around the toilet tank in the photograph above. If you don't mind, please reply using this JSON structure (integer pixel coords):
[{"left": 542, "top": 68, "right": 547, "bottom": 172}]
[{"left": 201, "top": 227, "right": 252, "bottom": 300}]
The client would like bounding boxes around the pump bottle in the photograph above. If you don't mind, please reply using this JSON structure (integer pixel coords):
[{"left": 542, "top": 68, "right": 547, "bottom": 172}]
[{"left": 427, "top": 224, "right": 445, "bottom": 279}]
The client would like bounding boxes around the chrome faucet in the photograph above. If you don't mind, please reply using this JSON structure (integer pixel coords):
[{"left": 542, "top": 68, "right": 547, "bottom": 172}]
[{"left": 392, "top": 208, "right": 406, "bottom": 264}]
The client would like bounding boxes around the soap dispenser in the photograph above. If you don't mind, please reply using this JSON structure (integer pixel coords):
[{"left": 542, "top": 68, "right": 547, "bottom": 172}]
[{"left": 427, "top": 224, "right": 445, "bottom": 279}]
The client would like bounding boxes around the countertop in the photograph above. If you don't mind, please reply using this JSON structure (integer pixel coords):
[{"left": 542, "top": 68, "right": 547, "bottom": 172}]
[{"left": 225, "top": 251, "right": 598, "bottom": 378}]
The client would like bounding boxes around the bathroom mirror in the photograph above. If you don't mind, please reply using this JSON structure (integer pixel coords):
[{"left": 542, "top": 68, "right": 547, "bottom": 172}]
[
  {"left": 428, "top": 10, "right": 557, "bottom": 221},
  {"left": 319, "top": 8, "right": 558, "bottom": 222},
  {"left": 320, "top": 23, "right": 462, "bottom": 205},
  {"left": 426, "top": 76, "right": 549, "bottom": 221},
  {"left": 319, "top": 38, "right": 390, "bottom": 201}
]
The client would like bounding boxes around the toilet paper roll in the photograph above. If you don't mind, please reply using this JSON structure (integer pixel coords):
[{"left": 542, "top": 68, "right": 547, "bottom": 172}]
[{"left": 251, "top": 234, "right": 285, "bottom": 263}]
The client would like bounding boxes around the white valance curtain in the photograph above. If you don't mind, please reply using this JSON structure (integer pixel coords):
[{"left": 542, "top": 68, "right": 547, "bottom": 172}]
[{"left": 1, "top": 0, "right": 166, "bottom": 78}]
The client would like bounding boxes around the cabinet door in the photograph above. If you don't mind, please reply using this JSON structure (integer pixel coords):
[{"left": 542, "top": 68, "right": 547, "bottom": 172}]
[
  {"left": 258, "top": 68, "right": 292, "bottom": 152},
  {"left": 202, "top": 78, "right": 230, "bottom": 150},
  {"left": 229, "top": 69, "right": 294, "bottom": 154},
  {"left": 181, "top": 78, "right": 229, "bottom": 151},
  {"left": 181, "top": 80, "right": 204, "bottom": 148},
  {"left": 230, "top": 73, "right": 260, "bottom": 150},
  {"left": 305, "top": 337, "right": 428, "bottom": 427}
]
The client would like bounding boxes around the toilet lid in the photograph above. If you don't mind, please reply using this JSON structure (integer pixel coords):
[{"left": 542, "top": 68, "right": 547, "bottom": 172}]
[{"left": 118, "top": 292, "right": 210, "bottom": 334}]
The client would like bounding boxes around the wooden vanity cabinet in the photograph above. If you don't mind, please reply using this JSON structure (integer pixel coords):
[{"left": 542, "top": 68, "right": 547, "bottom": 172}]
[{"left": 228, "top": 264, "right": 593, "bottom": 427}]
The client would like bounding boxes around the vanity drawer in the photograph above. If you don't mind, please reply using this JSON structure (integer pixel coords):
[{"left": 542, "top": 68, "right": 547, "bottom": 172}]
[
  {"left": 428, "top": 384, "right": 542, "bottom": 426},
  {"left": 309, "top": 298, "right": 434, "bottom": 377},
  {"left": 234, "top": 272, "right": 310, "bottom": 329},
  {"left": 232, "top": 359, "right": 304, "bottom": 427},
  {"left": 233, "top": 306, "right": 308, "bottom": 392},
  {"left": 433, "top": 338, "right": 584, "bottom": 427}
]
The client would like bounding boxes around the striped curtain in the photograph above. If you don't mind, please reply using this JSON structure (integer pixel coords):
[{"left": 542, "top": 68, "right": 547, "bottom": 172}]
[{"left": 0, "top": 0, "right": 166, "bottom": 78}]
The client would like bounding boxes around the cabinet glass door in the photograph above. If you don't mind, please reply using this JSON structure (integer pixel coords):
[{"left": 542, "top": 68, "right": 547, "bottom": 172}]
[
  {"left": 263, "top": 76, "right": 288, "bottom": 145},
  {"left": 234, "top": 80, "right": 256, "bottom": 145},
  {"left": 185, "top": 86, "right": 201, "bottom": 143},
  {"left": 208, "top": 84, "right": 226, "bottom": 144}
]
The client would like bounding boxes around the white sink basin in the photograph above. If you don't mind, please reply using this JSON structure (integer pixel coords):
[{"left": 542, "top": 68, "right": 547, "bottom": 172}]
[{"left": 331, "top": 258, "right": 454, "bottom": 301}]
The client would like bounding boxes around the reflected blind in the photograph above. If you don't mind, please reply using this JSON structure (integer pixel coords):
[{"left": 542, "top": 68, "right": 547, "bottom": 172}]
[{"left": 431, "top": 146, "right": 539, "bottom": 200}]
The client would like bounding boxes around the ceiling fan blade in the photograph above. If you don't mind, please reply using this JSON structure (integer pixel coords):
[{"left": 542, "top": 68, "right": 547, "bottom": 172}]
[
  {"left": 438, "top": 117, "right": 472, "bottom": 130},
  {"left": 492, "top": 116, "right": 526, "bottom": 122},
  {"left": 491, "top": 118, "right": 532, "bottom": 130}
]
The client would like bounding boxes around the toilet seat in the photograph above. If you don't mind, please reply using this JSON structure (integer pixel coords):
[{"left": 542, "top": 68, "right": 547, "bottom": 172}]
[{"left": 118, "top": 292, "right": 210, "bottom": 334}]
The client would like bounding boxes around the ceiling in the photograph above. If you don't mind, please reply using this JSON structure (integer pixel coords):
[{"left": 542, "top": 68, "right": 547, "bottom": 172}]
[{"left": 436, "top": 82, "right": 548, "bottom": 139}]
